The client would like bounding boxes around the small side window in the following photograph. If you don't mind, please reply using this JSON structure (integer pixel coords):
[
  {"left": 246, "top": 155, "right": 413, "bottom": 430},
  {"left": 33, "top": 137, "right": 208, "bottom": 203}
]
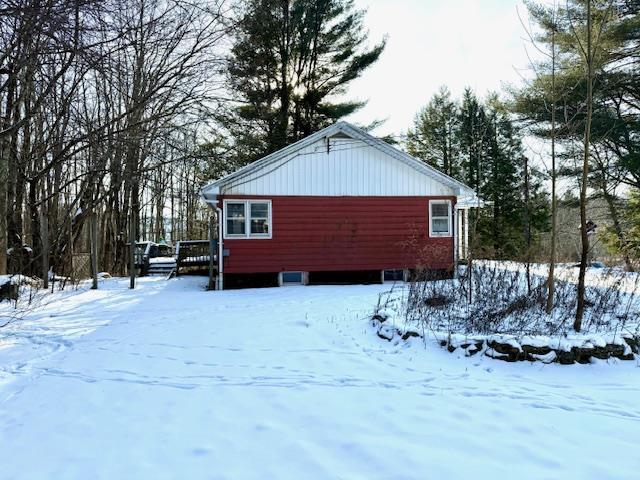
[{"left": 429, "top": 200, "right": 451, "bottom": 237}]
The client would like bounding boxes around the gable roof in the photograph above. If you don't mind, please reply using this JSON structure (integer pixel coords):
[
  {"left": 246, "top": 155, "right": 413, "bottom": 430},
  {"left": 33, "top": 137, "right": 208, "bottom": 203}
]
[{"left": 201, "top": 121, "right": 476, "bottom": 197}]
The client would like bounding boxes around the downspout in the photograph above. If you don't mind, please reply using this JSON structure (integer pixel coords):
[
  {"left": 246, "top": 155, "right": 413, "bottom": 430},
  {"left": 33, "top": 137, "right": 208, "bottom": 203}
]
[
  {"left": 214, "top": 201, "right": 224, "bottom": 290},
  {"left": 200, "top": 186, "right": 223, "bottom": 290}
]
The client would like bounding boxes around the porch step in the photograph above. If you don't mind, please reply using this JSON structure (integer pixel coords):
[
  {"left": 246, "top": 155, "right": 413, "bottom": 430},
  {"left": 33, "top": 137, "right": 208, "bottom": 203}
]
[{"left": 148, "top": 260, "right": 177, "bottom": 276}]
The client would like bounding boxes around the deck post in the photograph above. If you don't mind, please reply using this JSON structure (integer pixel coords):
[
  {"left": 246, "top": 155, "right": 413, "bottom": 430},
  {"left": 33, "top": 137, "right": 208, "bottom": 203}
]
[{"left": 175, "top": 241, "right": 181, "bottom": 277}]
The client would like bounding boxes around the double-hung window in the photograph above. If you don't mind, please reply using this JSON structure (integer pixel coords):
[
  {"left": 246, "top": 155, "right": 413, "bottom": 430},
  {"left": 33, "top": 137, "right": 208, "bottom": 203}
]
[
  {"left": 429, "top": 200, "right": 452, "bottom": 237},
  {"left": 250, "top": 202, "right": 269, "bottom": 235},
  {"left": 226, "top": 202, "right": 247, "bottom": 235},
  {"left": 224, "top": 200, "right": 272, "bottom": 239}
]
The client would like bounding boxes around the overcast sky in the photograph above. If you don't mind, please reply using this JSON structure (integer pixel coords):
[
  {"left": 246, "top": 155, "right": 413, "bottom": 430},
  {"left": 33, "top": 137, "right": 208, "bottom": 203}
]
[{"left": 347, "top": 0, "right": 536, "bottom": 137}]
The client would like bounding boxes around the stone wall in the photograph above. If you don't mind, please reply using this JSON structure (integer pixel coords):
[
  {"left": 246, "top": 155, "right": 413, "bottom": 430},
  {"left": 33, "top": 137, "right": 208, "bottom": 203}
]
[{"left": 371, "top": 314, "right": 639, "bottom": 365}]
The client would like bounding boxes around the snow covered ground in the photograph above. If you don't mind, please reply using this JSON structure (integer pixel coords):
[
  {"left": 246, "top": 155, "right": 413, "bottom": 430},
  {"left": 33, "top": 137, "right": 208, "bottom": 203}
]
[{"left": 1, "top": 276, "right": 639, "bottom": 479}]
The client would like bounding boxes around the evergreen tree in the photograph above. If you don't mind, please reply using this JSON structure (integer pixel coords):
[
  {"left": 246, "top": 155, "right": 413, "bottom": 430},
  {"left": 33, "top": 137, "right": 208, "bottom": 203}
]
[
  {"left": 457, "top": 88, "right": 490, "bottom": 193},
  {"left": 477, "top": 99, "right": 549, "bottom": 258},
  {"left": 222, "top": 0, "right": 385, "bottom": 164},
  {"left": 407, "top": 89, "right": 549, "bottom": 259},
  {"left": 406, "top": 86, "right": 459, "bottom": 176},
  {"left": 603, "top": 189, "right": 640, "bottom": 266},
  {"left": 481, "top": 102, "right": 529, "bottom": 256}
]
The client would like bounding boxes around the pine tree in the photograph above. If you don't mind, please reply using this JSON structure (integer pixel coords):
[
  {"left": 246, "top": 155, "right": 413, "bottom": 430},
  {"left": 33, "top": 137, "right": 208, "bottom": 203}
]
[
  {"left": 483, "top": 102, "right": 533, "bottom": 257},
  {"left": 458, "top": 88, "right": 489, "bottom": 193},
  {"left": 622, "top": 190, "right": 640, "bottom": 261},
  {"left": 407, "top": 88, "right": 549, "bottom": 259},
  {"left": 602, "top": 189, "right": 640, "bottom": 266},
  {"left": 406, "top": 86, "right": 459, "bottom": 176},
  {"left": 222, "top": 0, "right": 385, "bottom": 164}
]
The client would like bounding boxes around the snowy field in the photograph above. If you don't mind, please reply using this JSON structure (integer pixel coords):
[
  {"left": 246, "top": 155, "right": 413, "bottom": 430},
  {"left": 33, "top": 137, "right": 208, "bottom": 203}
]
[{"left": 1, "top": 276, "right": 639, "bottom": 479}]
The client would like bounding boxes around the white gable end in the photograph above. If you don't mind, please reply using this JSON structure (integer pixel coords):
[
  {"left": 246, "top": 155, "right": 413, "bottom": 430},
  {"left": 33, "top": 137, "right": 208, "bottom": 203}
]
[{"left": 218, "top": 137, "right": 456, "bottom": 197}]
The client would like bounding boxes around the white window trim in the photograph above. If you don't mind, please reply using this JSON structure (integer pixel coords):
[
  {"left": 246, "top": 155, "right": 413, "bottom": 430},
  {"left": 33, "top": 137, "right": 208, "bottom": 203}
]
[
  {"left": 223, "top": 199, "right": 272, "bottom": 239},
  {"left": 429, "top": 199, "right": 452, "bottom": 238}
]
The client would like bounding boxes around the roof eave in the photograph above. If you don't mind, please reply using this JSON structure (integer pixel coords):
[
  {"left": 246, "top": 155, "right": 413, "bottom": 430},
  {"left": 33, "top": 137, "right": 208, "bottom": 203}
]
[
  {"left": 202, "top": 121, "right": 477, "bottom": 197},
  {"left": 205, "top": 122, "right": 349, "bottom": 192}
]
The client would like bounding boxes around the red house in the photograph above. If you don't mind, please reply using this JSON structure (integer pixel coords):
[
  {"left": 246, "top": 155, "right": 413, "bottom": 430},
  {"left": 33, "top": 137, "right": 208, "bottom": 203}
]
[{"left": 201, "top": 122, "right": 478, "bottom": 289}]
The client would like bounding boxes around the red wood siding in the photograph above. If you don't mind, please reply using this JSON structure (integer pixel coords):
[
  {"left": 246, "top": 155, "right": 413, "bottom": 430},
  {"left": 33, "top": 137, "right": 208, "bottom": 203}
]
[{"left": 221, "top": 195, "right": 455, "bottom": 274}]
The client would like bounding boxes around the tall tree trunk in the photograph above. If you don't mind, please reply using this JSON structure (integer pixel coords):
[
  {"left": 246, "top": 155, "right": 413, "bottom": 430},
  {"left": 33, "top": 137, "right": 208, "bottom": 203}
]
[
  {"left": 546, "top": 22, "right": 558, "bottom": 314},
  {"left": 277, "top": 0, "right": 290, "bottom": 149},
  {"left": 575, "top": 0, "right": 594, "bottom": 333},
  {"left": 28, "top": 178, "right": 42, "bottom": 277},
  {"left": 7, "top": 78, "right": 22, "bottom": 253},
  {"left": 0, "top": 88, "right": 11, "bottom": 275},
  {"left": 0, "top": 141, "right": 7, "bottom": 274},
  {"left": 523, "top": 154, "right": 531, "bottom": 294}
]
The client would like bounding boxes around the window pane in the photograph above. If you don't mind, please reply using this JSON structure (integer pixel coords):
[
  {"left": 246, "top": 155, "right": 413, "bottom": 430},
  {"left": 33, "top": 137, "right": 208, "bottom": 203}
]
[
  {"left": 227, "top": 203, "right": 245, "bottom": 219},
  {"left": 431, "top": 202, "right": 449, "bottom": 217},
  {"left": 250, "top": 219, "right": 269, "bottom": 234},
  {"left": 250, "top": 203, "right": 268, "bottom": 218},
  {"left": 432, "top": 218, "right": 449, "bottom": 233},
  {"left": 227, "top": 219, "right": 245, "bottom": 235}
]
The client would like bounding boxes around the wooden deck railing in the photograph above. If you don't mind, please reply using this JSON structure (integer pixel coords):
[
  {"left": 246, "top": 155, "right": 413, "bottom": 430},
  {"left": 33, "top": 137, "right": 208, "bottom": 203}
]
[
  {"left": 133, "top": 250, "right": 150, "bottom": 276},
  {"left": 176, "top": 240, "right": 216, "bottom": 276}
]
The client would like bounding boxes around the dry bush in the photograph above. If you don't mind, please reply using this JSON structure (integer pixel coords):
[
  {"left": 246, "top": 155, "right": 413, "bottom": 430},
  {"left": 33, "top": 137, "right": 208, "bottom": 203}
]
[{"left": 378, "top": 263, "right": 640, "bottom": 338}]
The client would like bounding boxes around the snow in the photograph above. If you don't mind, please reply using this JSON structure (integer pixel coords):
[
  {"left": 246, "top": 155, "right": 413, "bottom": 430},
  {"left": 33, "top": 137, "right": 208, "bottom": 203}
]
[
  {"left": 531, "top": 351, "right": 557, "bottom": 363},
  {"left": 148, "top": 256, "right": 176, "bottom": 264},
  {"left": 181, "top": 255, "right": 211, "bottom": 262},
  {"left": 0, "top": 274, "right": 39, "bottom": 287},
  {"left": 491, "top": 260, "right": 640, "bottom": 294},
  {"left": 0, "top": 275, "right": 17, "bottom": 286},
  {"left": 1, "top": 277, "right": 640, "bottom": 479}
]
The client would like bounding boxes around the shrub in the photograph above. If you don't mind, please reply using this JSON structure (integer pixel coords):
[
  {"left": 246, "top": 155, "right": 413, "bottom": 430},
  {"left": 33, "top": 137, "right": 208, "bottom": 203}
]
[{"left": 377, "top": 262, "right": 640, "bottom": 338}]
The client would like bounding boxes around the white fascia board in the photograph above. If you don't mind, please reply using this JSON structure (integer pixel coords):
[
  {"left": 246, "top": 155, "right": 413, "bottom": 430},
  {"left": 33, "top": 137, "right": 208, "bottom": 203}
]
[
  {"left": 456, "top": 194, "right": 487, "bottom": 209},
  {"left": 201, "top": 185, "right": 220, "bottom": 197},
  {"left": 200, "top": 185, "right": 220, "bottom": 209}
]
